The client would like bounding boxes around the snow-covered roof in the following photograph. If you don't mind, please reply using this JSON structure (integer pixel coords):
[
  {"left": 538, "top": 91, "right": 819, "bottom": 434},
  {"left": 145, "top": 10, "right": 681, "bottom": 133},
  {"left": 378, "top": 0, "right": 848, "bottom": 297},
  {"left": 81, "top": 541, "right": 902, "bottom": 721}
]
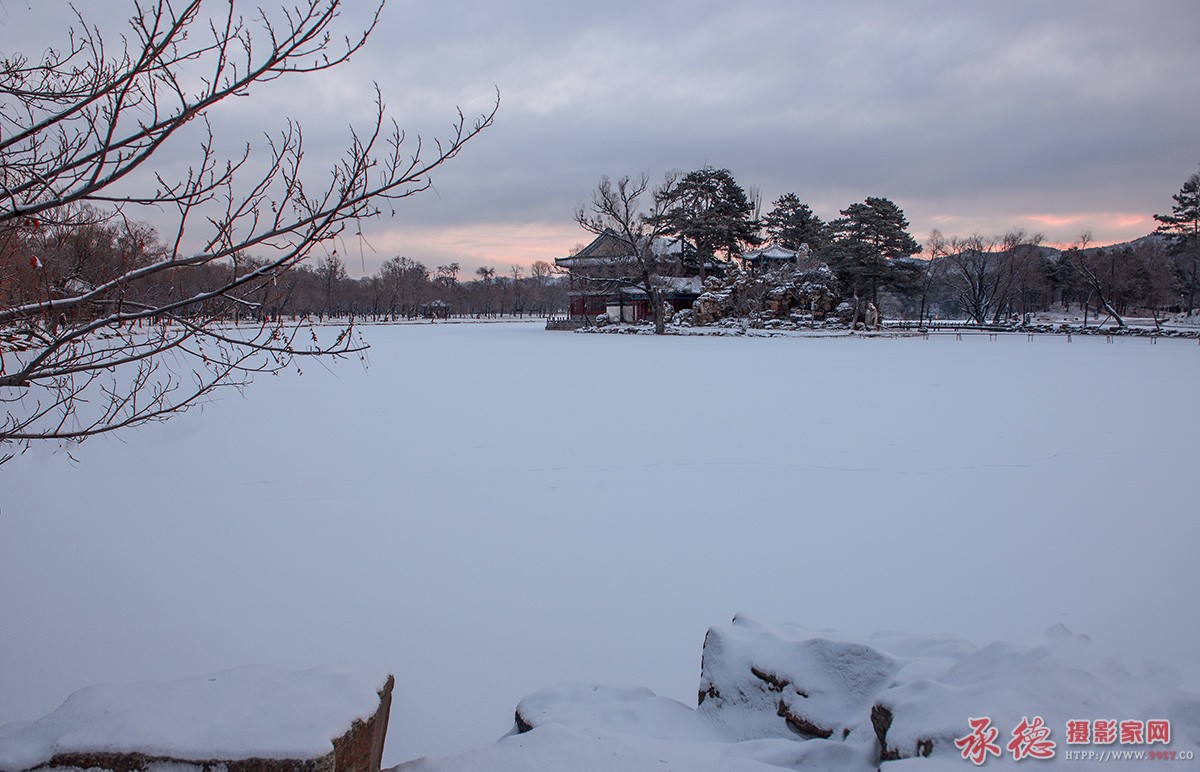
[
  {"left": 742, "top": 243, "right": 801, "bottom": 262},
  {"left": 651, "top": 236, "right": 687, "bottom": 256},
  {"left": 556, "top": 231, "right": 688, "bottom": 267},
  {"left": 660, "top": 275, "right": 703, "bottom": 294},
  {"left": 616, "top": 277, "right": 702, "bottom": 299},
  {"left": 555, "top": 253, "right": 636, "bottom": 269}
]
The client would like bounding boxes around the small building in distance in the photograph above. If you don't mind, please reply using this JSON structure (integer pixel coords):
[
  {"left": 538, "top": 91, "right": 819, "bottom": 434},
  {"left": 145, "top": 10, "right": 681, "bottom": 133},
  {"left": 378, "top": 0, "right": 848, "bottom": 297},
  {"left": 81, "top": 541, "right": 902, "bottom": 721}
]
[
  {"left": 554, "top": 230, "right": 707, "bottom": 323},
  {"left": 419, "top": 299, "right": 451, "bottom": 319},
  {"left": 739, "top": 241, "right": 815, "bottom": 271}
]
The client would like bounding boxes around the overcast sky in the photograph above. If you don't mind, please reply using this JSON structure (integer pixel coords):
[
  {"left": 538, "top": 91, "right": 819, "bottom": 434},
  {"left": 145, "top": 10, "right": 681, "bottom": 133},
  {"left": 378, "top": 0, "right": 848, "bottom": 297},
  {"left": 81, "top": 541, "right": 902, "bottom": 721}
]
[{"left": 4, "top": 0, "right": 1199, "bottom": 276}]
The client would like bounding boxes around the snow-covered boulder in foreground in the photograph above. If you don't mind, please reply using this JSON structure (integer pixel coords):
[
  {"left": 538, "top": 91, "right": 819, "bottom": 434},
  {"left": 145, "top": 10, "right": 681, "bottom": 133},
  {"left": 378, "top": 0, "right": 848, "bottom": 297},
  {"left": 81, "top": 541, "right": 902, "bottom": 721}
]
[
  {"left": 399, "top": 617, "right": 1199, "bottom": 771},
  {"left": 698, "top": 617, "right": 903, "bottom": 744},
  {"left": 699, "top": 617, "right": 1200, "bottom": 763},
  {"left": 0, "top": 666, "right": 393, "bottom": 772}
]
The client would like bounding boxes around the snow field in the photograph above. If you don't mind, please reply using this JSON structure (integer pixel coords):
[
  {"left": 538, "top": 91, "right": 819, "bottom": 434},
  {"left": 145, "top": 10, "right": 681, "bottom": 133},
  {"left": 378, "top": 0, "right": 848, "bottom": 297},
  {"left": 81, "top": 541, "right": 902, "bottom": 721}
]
[{"left": 1, "top": 322, "right": 1197, "bottom": 765}]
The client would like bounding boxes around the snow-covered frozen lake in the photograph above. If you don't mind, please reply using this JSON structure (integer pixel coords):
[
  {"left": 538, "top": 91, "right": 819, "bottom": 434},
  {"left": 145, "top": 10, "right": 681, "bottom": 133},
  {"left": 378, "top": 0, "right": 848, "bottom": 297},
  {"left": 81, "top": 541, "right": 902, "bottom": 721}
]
[{"left": 2, "top": 321, "right": 1197, "bottom": 765}]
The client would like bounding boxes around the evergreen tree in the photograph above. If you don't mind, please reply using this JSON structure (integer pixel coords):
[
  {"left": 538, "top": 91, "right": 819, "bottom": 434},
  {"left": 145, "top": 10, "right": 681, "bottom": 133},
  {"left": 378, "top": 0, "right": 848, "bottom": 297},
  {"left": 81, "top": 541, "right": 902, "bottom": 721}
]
[
  {"left": 1154, "top": 169, "right": 1200, "bottom": 314},
  {"left": 762, "top": 193, "right": 826, "bottom": 251},
  {"left": 651, "top": 167, "right": 760, "bottom": 279},
  {"left": 826, "top": 196, "right": 920, "bottom": 309}
]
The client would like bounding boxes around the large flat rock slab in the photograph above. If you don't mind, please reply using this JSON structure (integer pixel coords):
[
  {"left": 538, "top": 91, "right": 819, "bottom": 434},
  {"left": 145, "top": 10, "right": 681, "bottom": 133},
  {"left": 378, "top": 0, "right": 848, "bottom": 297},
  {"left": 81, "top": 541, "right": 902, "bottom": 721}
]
[{"left": 0, "top": 666, "right": 392, "bottom": 772}]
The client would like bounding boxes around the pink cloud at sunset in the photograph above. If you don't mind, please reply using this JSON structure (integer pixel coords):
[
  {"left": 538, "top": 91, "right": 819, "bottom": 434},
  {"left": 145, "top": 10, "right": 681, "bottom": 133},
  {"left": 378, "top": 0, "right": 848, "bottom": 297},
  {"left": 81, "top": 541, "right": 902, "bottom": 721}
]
[
  {"left": 921, "top": 210, "right": 1157, "bottom": 250},
  {"left": 347, "top": 221, "right": 584, "bottom": 278}
]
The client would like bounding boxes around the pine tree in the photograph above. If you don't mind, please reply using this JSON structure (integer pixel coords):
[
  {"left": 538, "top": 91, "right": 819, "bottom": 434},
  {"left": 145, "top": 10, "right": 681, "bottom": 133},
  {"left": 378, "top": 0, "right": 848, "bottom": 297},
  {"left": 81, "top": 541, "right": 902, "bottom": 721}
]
[
  {"left": 1154, "top": 169, "right": 1200, "bottom": 314},
  {"left": 651, "top": 167, "right": 760, "bottom": 279},
  {"left": 826, "top": 196, "right": 920, "bottom": 312},
  {"left": 762, "top": 193, "right": 826, "bottom": 251}
]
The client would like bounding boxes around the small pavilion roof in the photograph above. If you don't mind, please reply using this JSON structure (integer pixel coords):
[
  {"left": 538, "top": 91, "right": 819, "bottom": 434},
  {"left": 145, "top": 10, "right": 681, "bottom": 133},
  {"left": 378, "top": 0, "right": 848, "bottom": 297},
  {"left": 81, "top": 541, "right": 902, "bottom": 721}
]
[{"left": 741, "top": 242, "right": 801, "bottom": 263}]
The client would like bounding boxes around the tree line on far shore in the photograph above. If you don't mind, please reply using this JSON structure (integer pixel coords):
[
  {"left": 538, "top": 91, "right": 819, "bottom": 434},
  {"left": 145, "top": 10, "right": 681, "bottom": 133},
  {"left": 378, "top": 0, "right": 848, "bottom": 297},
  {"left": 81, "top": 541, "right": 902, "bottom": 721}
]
[
  {"left": 573, "top": 166, "right": 1200, "bottom": 332},
  {"left": 3, "top": 214, "right": 568, "bottom": 324}
]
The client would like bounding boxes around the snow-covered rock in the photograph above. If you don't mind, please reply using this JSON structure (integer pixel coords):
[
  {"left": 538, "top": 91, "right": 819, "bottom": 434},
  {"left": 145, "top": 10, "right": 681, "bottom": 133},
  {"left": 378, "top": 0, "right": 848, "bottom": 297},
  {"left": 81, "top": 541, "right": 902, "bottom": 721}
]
[
  {"left": 396, "top": 618, "right": 1199, "bottom": 771},
  {"left": 688, "top": 265, "right": 840, "bottom": 327},
  {"left": 702, "top": 617, "right": 1200, "bottom": 764},
  {"left": 0, "top": 666, "right": 393, "bottom": 772},
  {"left": 698, "top": 617, "right": 901, "bottom": 743},
  {"left": 401, "top": 680, "right": 876, "bottom": 772}
]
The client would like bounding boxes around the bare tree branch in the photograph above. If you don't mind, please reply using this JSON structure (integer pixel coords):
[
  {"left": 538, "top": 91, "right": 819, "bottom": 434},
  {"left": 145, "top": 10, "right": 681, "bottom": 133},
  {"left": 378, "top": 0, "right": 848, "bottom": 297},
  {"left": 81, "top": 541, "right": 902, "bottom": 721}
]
[
  {"left": 1, "top": 0, "right": 496, "bottom": 458},
  {"left": 572, "top": 173, "right": 677, "bottom": 334}
]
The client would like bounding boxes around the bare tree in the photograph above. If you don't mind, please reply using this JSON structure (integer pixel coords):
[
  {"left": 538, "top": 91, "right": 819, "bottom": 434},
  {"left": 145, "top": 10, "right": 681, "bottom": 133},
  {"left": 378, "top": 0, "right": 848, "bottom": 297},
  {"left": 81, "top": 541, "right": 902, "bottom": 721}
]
[
  {"left": 525, "top": 259, "right": 561, "bottom": 316},
  {"left": 316, "top": 254, "right": 348, "bottom": 318},
  {"left": 1060, "top": 231, "right": 1128, "bottom": 328},
  {"left": 1131, "top": 239, "right": 1176, "bottom": 329},
  {"left": 508, "top": 264, "right": 525, "bottom": 316},
  {"left": 939, "top": 230, "right": 1043, "bottom": 324},
  {"left": 0, "top": 0, "right": 496, "bottom": 459},
  {"left": 575, "top": 173, "right": 676, "bottom": 334},
  {"left": 380, "top": 256, "right": 430, "bottom": 319},
  {"left": 919, "top": 230, "right": 951, "bottom": 324}
]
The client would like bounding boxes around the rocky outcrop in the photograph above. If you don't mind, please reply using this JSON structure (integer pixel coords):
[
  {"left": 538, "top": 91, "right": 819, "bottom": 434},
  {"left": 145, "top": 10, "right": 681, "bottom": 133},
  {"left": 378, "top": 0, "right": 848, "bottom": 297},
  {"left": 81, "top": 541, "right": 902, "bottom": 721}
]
[
  {"left": 835, "top": 300, "right": 883, "bottom": 330},
  {"left": 686, "top": 264, "right": 840, "bottom": 327},
  {"left": 691, "top": 284, "right": 735, "bottom": 326}
]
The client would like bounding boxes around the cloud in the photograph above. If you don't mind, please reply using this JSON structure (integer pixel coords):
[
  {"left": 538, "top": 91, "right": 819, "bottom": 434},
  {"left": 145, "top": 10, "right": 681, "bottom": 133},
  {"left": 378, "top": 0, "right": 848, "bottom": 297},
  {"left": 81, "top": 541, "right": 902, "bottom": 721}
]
[
  {"left": 2, "top": 0, "right": 1198, "bottom": 272},
  {"left": 354, "top": 220, "right": 580, "bottom": 276}
]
